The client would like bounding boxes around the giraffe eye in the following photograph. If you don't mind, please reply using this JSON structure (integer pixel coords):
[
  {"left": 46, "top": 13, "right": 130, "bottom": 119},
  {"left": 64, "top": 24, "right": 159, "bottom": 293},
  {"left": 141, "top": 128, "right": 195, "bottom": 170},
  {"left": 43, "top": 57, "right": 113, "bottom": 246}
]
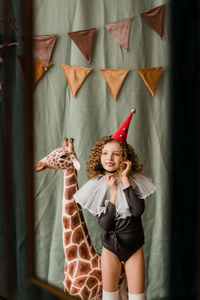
[{"left": 60, "top": 154, "right": 67, "bottom": 159}]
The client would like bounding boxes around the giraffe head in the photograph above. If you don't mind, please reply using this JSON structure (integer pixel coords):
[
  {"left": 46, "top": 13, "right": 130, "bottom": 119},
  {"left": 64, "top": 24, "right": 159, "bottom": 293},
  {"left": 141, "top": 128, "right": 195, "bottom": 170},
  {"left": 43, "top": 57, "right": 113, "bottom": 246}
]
[{"left": 35, "top": 138, "right": 80, "bottom": 172}]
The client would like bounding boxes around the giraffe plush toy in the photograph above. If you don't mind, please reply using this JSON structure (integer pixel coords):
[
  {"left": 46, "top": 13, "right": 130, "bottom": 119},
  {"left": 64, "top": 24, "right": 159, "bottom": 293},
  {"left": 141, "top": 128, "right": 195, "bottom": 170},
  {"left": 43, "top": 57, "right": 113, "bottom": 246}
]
[{"left": 35, "top": 138, "right": 127, "bottom": 300}]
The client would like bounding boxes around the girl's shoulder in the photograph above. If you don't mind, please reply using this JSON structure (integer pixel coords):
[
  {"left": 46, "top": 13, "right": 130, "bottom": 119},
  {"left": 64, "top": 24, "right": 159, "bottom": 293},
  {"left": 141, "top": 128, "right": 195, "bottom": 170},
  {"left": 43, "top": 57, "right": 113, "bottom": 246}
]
[{"left": 129, "top": 172, "right": 156, "bottom": 199}]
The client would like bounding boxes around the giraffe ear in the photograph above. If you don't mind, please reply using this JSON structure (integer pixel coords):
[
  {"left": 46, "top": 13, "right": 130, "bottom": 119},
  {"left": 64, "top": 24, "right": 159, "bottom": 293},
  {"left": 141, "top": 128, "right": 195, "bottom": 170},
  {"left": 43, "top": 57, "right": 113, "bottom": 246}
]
[
  {"left": 35, "top": 161, "right": 47, "bottom": 172},
  {"left": 70, "top": 155, "right": 81, "bottom": 171}
]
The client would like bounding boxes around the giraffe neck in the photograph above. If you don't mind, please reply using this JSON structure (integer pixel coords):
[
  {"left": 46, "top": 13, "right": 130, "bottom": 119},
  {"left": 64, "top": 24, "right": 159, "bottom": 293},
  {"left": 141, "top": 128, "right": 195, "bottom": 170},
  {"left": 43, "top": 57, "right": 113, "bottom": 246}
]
[
  {"left": 61, "top": 168, "right": 103, "bottom": 299},
  {"left": 61, "top": 167, "right": 89, "bottom": 240}
]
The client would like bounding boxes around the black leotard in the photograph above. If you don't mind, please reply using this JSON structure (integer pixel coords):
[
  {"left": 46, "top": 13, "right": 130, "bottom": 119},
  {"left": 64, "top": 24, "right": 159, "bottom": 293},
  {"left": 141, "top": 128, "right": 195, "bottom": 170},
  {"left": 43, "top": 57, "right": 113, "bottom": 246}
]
[{"left": 97, "top": 185, "right": 145, "bottom": 262}]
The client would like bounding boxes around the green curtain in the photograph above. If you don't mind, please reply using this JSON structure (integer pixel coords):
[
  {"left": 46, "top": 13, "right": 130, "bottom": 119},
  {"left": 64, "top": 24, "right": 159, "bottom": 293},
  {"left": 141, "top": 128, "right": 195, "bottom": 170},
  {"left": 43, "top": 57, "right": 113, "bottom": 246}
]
[{"left": 32, "top": 1, "right": 172, "bottom": 299}]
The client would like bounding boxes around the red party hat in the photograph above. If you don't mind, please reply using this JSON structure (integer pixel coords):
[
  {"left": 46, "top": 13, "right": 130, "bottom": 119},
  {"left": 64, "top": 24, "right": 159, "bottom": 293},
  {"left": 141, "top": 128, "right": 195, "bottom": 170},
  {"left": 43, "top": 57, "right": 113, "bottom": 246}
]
[{"left": 112, "top": 109, "right": 136, "bottom": 143}]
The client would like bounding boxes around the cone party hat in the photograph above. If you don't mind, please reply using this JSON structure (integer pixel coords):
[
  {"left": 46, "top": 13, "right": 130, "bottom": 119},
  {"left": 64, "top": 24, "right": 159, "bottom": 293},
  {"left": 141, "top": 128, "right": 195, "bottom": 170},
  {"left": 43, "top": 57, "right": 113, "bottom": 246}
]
[{"left": 112, "top": 109, "right": 136, "bottom": 143}]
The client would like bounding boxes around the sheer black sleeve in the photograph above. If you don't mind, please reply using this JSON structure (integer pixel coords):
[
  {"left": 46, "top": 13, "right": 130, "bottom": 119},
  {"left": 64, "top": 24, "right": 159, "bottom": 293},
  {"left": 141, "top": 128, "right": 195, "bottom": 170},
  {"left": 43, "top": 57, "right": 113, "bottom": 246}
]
[
  {"left": 123, "top": 185, "right": 145, "bottom": 217},
  {"left": 97, "top": 201, "right": 116, "bottom": 231}
]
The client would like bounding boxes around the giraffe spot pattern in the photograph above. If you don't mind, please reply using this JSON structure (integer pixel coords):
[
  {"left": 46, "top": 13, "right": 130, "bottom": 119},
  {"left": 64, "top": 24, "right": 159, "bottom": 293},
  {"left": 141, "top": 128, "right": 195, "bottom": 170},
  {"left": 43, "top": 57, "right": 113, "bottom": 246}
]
[
  {"left": 64, "top": 263, "right": 68, "bottom": 272},
  {"left": 64, "top": 231, "right": 71, "bottom": 245},
  {"left": 90, "top": 244, "right": 96, "bottom": 256},
  {"left": 91, "top": 255, "right": 99, "bottom": 268},
  {"left": 71, "top": 212, "right": 81, "bottom": 230},
  {"left": 74, "top": 276, "right": 87, "bottom": 288},
  {"left": 68, "top": 261, "right": 77, "bottom": 277},
  {"left": 42, "top": 146, "right": 104, "bottom": 299},
  {"left": 81, "top": 223, "right": 89, "bottom": 236},
  {"left": 63, "top": 216, "right": 70, "bottom": 229},
  {"left": 75, "top": 261, "right": 92, "bottom": 277},
  {"left": 65, "top": 174, "right": 77, "bottom": 186},
  {"left": 79, "top": 211, "right": 85, "bottom": 223},
  {"left": 65, "top": 245, "right": 78, "bottom": 261},
  {"left": 81, "top": 286, "right": 90, "bottom": 299},
  {"left": 65, "top": 185, "right": 77, "bottom": 200},
  {"left": 91, "top": 285, "right": 99, "bottom": 299},
  {"left": 66, "top": 168, "right": 74, "bottom": 176},
  {"left": 79, "top": 242, "right": 91, "bottom": 260},
  {"left": 65, "top": 202, "right": 77, "bottom": 215},
  {"left": 71, "top": 286, "right": 80, "bottom": 295},
  {"left": 66, "top": 275, "right": 72, "bottom": 290},
  {"left": 72, "top": 227, "right": 85, "bottom": 244},
  {"left": 86, "top": 276, "right": 98, "bottom": 289},
  {"left": 90, "top": 270, "right": 102, "bottom": 281}
]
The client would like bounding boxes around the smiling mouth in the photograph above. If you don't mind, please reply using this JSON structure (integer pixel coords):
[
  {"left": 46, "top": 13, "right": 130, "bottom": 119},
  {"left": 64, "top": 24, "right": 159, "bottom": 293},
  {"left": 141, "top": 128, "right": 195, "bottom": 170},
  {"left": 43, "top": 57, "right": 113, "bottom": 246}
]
[{"left": 106, "top": 163, "right": 114, "bottom": 167}]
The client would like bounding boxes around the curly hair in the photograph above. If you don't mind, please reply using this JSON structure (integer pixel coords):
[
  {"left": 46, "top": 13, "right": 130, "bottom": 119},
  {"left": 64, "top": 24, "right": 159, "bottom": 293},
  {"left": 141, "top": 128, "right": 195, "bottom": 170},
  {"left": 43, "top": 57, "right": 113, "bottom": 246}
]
[{"left": 86, "top": 136, "right": 143, "bottom": 179}]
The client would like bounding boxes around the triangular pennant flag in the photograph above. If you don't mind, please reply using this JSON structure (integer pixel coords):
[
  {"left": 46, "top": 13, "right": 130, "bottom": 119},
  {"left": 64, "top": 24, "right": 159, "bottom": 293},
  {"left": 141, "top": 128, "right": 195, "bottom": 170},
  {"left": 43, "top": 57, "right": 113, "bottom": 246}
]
[
  {"left": 62, "top": 65, "right": 92, "bottom": 97},
  {"left": 179, "top": 63, "right": 195, "bottom": 87},
  {"left": 137, "top": 67, "right": 163, "bottom": 97},
  {"left": 33, "top": 59, "right": 53, "bottom": 89},
  {"left": 68, "top": 28, "right": 96, "bottom": 62},
  {"left": 17, "top": 57, "right": 53, "bottom": 89},
  {"left": 33, "top": 34, "right": 57, "bottom": 69},
  {"left": 105, "top": 17, "right": 133, "bottom": 50},
  {"left": 141, "top": 5, "right": 165, "bottom": 38},
  {"left": 101, "top": 69, "right": 130, "bottom": 100}
]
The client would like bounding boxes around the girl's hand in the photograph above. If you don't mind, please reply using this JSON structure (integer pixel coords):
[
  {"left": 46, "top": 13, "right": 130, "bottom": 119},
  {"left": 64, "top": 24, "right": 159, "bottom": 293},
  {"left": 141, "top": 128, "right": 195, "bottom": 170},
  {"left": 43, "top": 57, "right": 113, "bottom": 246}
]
[
  {"left": 121, "top": 160, "right": 132, "bottom": 178},
  {"left": 120, "top": 161, "right": 132, "bottom": 189},
  {"left": 104, "top": 174, "right": 118, "bottom": 192}
]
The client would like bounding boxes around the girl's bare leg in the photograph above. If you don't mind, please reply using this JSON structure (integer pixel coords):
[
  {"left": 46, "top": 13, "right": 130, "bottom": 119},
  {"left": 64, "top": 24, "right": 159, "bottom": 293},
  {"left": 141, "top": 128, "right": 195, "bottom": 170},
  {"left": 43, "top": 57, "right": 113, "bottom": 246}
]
[
  {"left": 101, "top": 247, "right": 122, "bottom": 292},
  {"left": 124, "top": 247, "right": 145, "bottom": 294}
]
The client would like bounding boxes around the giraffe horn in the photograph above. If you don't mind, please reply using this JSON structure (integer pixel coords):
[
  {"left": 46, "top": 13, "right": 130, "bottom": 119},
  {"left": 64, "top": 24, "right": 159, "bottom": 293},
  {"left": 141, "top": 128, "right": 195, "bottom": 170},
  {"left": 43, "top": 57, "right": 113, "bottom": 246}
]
[
  {"left": 63, "top": 138, "right": 68, "bottom": 147},
  {"left": 68, "top": 138, "right": 74, "bottom": 152}
]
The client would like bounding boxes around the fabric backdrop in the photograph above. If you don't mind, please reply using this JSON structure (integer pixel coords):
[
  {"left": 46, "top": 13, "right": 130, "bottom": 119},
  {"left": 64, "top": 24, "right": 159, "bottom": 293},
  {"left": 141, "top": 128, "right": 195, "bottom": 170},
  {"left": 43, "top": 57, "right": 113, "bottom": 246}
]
[{"left": 32, "top": 1, "right": 171, "bottom": 299}]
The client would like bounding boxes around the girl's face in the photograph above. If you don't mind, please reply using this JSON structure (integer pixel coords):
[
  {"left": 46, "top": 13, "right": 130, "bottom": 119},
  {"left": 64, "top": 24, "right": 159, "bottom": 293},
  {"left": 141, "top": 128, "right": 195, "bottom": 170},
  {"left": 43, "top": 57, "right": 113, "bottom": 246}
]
[{"left": 101, "top": 142, "right": 122, "bottom": 173}]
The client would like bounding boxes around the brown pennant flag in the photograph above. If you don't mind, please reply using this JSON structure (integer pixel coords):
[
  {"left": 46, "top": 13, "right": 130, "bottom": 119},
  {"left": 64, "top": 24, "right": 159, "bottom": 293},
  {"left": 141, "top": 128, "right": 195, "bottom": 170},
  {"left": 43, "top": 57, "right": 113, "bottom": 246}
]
[
  {"left": 68, "top": 28, "right": 96, "bottom": 62},
  {"left": 141, "top": 5, "right": 165, "bottom": 38},
  {"left": 33, "top": 34, "right": 57, "bottom": 69},
  {"left": 101, "top": 69, "right": 130, "bottom": 100},
  {"left": 137, "top": 67, "right": 163, "bottom": 97},
  {"left": 62, "top": 65, "right": 92, "bottom": 97},
  {"left": 105, "top": 17, "right": 133, "bottom": 51}
]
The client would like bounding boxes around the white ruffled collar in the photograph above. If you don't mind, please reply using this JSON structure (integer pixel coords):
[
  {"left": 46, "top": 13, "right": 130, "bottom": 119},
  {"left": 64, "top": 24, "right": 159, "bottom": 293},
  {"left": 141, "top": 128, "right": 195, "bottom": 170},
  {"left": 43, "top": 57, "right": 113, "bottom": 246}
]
[{"left": 74, "top": 173, "right": 156, "bottom": 219}]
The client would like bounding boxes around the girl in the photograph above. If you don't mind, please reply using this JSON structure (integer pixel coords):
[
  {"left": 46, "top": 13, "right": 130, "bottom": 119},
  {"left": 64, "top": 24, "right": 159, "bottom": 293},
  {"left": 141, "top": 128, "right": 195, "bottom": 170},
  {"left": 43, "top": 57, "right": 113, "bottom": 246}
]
[{"left": 74, "top": 109, "right": 156, "bottom": 300}]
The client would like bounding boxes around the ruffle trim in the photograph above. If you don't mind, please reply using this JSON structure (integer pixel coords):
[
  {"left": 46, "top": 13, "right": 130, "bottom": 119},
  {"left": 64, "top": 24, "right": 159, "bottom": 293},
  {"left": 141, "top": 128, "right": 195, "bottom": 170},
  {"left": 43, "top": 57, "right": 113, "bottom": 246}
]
[{"left": 74, "top": 173, "right": 156, "bottom": 219}]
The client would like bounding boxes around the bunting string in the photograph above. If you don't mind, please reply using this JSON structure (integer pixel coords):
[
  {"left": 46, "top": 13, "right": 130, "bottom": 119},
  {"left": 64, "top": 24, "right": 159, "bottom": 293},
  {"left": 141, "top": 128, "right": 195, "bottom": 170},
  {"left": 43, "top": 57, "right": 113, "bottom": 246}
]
[
  {"left": 17, "top": 1, "right": 175, "bottom": 97},
  {"left": 33, "top": 2, "right": 170, "bottom": 38},
  {"left": 18, "top": 56, "right": 173, "bottom": 97}
]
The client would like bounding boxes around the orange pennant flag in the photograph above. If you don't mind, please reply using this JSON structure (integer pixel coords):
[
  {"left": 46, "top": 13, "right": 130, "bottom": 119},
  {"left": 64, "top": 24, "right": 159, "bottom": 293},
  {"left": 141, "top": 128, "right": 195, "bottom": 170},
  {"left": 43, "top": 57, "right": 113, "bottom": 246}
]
[
  {"left": 62, "top": 65, "right": 92, "bottom": 97},
  {"left": 18, "top": 57, "right": 53, "bottom": 89},
  {"left": 141, "top": 5, "right": 165, "bottom": 38},
  {"left": 68, "top": 28, "right": 96, "bottom": 62},
  {"left": 101, "top": 69, "right": 130, "bottom": 100},
  {"left": 137, "top": 67, "right": 163, "bottom": 97},
  {"left": 105, "top": 17, "right": 133, "bottom": 51},
  {"left": 33, "top": 34, "right": 57, "bottom": 69},
  {"left": 33, "top": 59, "right": 53, "bottom": 89}
]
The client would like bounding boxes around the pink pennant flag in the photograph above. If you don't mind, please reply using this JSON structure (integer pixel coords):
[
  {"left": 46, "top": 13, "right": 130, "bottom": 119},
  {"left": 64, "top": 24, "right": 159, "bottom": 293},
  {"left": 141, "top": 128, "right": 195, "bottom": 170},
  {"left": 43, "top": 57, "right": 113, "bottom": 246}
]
[
  {"left": 33, "top": 34, "right": 57, "bottom": 69},
  {"left": 68, "top": 28, "right": 96, "bottom": 62},
  {"left": 141, "top": 5, "right": 165, "bottom": 38},
  {"left": 105, "top": 17, "right": 133, "bottom": 51}
]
